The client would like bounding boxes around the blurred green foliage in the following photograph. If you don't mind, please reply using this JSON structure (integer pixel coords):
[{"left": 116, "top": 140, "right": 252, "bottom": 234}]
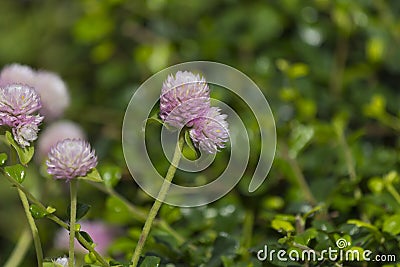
[{"left": 0, "top": 0, "right": 399, "bottom": 266}]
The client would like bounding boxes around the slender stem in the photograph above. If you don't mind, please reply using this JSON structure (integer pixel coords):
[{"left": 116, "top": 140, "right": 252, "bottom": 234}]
[
  {"left": 239, "top": 209, "right": 254, "bottom": 260},
  {"left": 91, "top": 182, "right": 186, "bottom": 245},
  {"left": 69, "top": 180, "right": 78, "bottom": 267},
  {"left": 4, "top": 227, "right": 32, "bottom": 267},
  {"left": 130, "top": 135, "right": 184, "bottom": 267},
  {"left": 0, "top": 169, "right": 110, "bottom": 267},
  {"left": 17, "top": 188, "right": 43, "bottom": 267},
  {"left": 282, "top": 144, "right": 316, "bottom": 205},
  {"left": 336, "top": 130, "right": 362, "bottom": 200}
]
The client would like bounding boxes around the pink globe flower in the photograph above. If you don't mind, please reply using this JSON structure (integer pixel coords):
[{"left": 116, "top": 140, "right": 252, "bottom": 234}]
[
  {"left": 0, "top": 84, "right": 43, "bottom": 147},
  {"left": 0, "top": 64, "right": 35, "bottom": 87},
  {"left": 159, "top": 71, "right": 230, "bottom": 154},
  {"left": 160, "top": 71, "right": 210, "bottom": 128},
  {"left": 189, "top": 107, "right": 229, "bottom": 154},
  {"left": 0, "top": 63, "right": 70, "bottom": 120},
  {"left": 46, "top": 139, "right": 97, "bottom": 180},
  {"left": 34, "top": 71, "right": 70, "bottom": 120},
  {"left": 36, "top": 121, "right": 86, "bottom": 162}
]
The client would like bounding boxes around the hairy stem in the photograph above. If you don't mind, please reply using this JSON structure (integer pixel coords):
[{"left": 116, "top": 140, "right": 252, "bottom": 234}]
[
  {"left": 69, "top": 180, "right": 78, "bottom": 267},
  {"left": 130, "top": 135, "right": 184, "bottom": 267},
  {"left": 18, "top": 188, "right": 43, "bottom": 267}
]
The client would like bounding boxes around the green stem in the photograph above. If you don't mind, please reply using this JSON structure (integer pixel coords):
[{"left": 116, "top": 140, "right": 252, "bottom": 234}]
[
  {"left": 69, "top": 180, "right": 78, "bottom": 267},
  {"left": 337, "top": 130, "right": 361, "bottom": 198},
  {"left": 91, "top": 183, "right": 185, "bottom": 245},
  {"left": 282, "top": 144, "right": 316, "bottom": 205},
  {"left": 130, "top": 135, "right": 184, "bottom": 267},
  {"left": 17, "top": 188, "right": 43, "bottom": 267},
  {"left": 0, "top": 168, "right": 110, "bottom": 267},
  {"left": 239, "top": 209, "right": 254, "bottom": 260},
  {"left": 4, "top": 227, "right": 32, "bottom": 267}
]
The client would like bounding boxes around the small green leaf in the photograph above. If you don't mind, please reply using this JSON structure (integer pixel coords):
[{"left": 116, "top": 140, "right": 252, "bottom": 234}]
[
  {"left": 68, "top": 202, "right": 91, "bottom": 221},
  {"left": 29, "top": 204, "right": 49, "bottom": 219},
  {"left": 271, "top": 219, "right": 295, "bottom": 233},
  {"left": 77, "top": 231, "right": 94, "bottom": 247},
  {"left": 78, "top": 168, "right": 103, "bottom": 183},
  {"left": 84, "top": 252, "right": 97, "bottom": 264},
  {"left": 46, "top": 206, "right": 56, "bottom": 214},
  {"left": 5, "top": 131, "right": 34, "bottom": 165},
  {"left": 288, "top": 123, "right": 314, "bottom": 158},
  {"left": 347, "top": 219, "right": 380, "bottom": 236},
  {"left": 139, "top": 256, "right": 160, "bottom": 267},
  {"left": 4, "top": 164, "right": 26, "bottom": 183},
  {"left": 383, "top": 214, "right": 400, "bottom": 236},
  {"left": 100, "top": 165, "right": 122, "bottom": 188},
  {"left": 0, "top": 153, "right": 7, "bottom": 165}
]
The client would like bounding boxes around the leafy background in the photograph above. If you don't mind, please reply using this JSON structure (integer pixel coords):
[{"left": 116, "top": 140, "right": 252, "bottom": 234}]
[{"left": 0, "top": 0, "right": 399, "bottom": 266}]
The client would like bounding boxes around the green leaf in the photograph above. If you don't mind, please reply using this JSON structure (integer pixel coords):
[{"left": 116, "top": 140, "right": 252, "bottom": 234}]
[
  {"left": 294, "top": 228, "right": 318, "bottom": 245},
  {"left": 4, "top": 164, "right": 26, "bottom": 183},
  {"left": 84, "top": 252, "right": 97, "bottom": 264},
  {"left": 29, "top": 204, "right": 55, "bottom": 219},
  {"left": 383, "top": 214, "right": 400, "bottom": 236},
  {"left": 5, "top": 131, "right": 34, "bottom": 165},
  {"left": 207, "top": 233, "right": 238, "bottom": 267},
  {"left": 77, "top": 231, "right": 94, "bottom": 247},
  {"left": 288, "top": 123, "right": 314, "bottom": 158},
  {"left": 271, "top": 219, "right": 295, "bottom": 233},
  {"left": 139, "top": 256, "right": 160, "bottom": 267},
  {"left": 347, "top": 219, "right": 380, "bottom": 236},
  {"left": 100, "top": 165, "right": 122, "bottom": 188},
  {"left": 78, "top": 168, "right": 103, "bottom": 183},
  {"left": 29, "top": 204, "right": 48, "bottom": 219},
  {"left": 68, "top": 202, "right": 91, "bottom": 221},
  {"left": 0, "top": 153, "right": 7, "bottom": 165}
]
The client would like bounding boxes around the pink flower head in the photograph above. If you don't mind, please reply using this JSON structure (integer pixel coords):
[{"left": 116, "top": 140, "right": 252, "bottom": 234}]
[
  {"left": 0, "top": 63, "right": 35, "bottom": 87},
  {"left": 160, "top": 71, "right": 210, "bottom": 128},
  {"left": 0, "top": 84, "right": 43, "bottom": 147},
  {"left": 159, "top": 71, "right": 230, "bottom": 154},
  {"left": 46, "top": 139, "right": 97, "bottom": 180},
  {"left": 34, "top": 71, "right": 69, "bottom": 120},
  {"left": 36, "top": 121, "right": 86, "bottom": 162},
  {"left": 190, "top": 107, "right": 229, "bottom": 154},
  {"left": 0, "top": 63, "right": 69, "bottom": 120}
]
